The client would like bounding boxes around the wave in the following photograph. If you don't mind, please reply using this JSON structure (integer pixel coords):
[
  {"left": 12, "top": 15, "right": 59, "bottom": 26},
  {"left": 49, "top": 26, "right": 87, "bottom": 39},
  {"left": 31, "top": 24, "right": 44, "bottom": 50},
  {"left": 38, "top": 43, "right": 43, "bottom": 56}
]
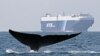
[
  {"left": 5, "top": 49, "right": 100, "bottom": 54},
  {"left": 6, "top": 49, "right": 20, "bottom": 54},
  {"left": 67, "top": 50, "right": 100, "bottom": 54}
]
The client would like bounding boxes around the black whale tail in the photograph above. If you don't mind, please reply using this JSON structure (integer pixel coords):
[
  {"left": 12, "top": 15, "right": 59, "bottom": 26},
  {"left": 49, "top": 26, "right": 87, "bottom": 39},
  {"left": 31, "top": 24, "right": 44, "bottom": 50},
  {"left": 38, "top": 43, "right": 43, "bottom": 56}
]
[{"left": 9, "top": 29, "right": 81, "bottom": 51}]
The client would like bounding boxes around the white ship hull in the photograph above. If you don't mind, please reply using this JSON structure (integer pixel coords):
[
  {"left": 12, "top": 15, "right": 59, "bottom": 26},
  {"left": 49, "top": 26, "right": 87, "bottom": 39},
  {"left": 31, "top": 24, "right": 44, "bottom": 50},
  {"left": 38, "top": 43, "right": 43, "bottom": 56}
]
[{"left": 41, "top": 14, "right": 94, "bottom": 32}]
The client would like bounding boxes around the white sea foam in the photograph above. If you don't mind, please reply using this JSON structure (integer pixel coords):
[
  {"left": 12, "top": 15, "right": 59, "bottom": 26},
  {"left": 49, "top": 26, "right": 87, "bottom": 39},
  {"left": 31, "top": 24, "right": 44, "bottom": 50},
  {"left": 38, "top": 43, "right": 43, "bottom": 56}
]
[
  {"left": 6, "top": 49, "right": 100, "bottom": 54},
  {"left": 43, "top": 50, "right": 52, "bottom": 53},
  {"left": 29, "top": 50, "right": 38, "bottom": 53},
  {"left": 5, "top": 49, "right": 19, "bottom": 54},
  {"left": 67, "top": 50, "right": 100, "bottom": 54}
]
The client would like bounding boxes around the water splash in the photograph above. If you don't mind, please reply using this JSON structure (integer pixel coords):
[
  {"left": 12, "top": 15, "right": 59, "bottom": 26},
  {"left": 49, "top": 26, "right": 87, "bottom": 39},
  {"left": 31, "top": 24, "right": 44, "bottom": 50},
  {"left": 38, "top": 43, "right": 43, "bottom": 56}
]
[
  {"left": 67, "top": 50, "right": 100, "bottom": 54},
  {"left": 5, "top": 49, "right": 19, "bottom": 54},
  {"left": 43, "top": 50, "right": 52, "bottom": 53},
  {"left": 29, "top": 50, "right": 38, "bottom": 53}
]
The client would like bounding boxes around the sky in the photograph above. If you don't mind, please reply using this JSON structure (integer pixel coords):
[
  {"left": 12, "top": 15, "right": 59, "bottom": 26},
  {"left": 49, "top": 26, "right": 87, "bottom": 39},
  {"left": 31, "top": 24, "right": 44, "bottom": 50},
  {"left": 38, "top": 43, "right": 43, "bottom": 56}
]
[{"left": 0, "top": 0, "right": 100, "bottom": 31}]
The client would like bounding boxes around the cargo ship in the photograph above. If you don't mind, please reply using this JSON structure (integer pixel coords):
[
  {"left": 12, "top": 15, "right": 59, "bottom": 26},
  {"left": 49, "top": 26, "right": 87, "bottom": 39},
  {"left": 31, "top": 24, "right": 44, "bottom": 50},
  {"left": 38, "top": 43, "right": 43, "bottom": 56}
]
[{"left": 41, "top": 14, "right": 94, "bottom": 32}]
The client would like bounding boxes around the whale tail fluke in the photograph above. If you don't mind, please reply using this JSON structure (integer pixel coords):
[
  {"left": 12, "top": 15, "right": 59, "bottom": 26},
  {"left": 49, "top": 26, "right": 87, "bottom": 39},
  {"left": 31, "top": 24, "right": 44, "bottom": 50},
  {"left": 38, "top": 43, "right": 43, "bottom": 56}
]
[
  {"left": 9, "top": 29, "right": 81, "bottom": 51},
  {"left": 69, "top": 32, "right": 81, "bottom": 37}
]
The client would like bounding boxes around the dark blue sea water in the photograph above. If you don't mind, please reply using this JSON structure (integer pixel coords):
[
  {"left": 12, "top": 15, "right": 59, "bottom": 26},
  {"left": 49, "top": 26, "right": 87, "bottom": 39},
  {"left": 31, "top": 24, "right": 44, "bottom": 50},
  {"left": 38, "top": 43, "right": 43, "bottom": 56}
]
[{"left": 0, "top": 32, "right": 100, "bottom": 56}]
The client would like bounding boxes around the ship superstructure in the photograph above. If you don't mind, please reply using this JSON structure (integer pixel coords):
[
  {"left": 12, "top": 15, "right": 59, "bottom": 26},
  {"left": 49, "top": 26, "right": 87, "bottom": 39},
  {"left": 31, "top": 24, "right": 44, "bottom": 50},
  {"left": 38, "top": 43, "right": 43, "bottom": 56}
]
[{"left": 41, "top": 14, "right": 94, "bottom": 32}]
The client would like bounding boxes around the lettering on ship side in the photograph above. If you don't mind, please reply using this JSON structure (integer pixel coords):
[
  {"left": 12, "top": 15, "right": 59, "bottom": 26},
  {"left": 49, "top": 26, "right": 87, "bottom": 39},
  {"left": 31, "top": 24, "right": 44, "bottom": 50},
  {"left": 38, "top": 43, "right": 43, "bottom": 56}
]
[{"left": 46, "top": 23, "right": 55, "bottom": 27}]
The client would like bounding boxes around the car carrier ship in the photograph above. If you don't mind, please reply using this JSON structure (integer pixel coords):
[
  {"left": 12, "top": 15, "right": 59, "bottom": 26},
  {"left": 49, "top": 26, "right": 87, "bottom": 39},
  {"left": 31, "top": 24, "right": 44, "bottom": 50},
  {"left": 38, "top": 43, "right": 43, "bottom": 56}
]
[{"left": 41, "top": 13, "right": 94, "bottom": 32}]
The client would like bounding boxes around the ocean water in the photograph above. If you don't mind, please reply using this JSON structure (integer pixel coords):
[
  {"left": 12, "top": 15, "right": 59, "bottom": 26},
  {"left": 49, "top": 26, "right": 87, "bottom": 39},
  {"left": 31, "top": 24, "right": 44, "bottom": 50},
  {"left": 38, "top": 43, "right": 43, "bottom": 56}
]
[{"left": 0, "top": 32, "right": 100, "bottom": 56}]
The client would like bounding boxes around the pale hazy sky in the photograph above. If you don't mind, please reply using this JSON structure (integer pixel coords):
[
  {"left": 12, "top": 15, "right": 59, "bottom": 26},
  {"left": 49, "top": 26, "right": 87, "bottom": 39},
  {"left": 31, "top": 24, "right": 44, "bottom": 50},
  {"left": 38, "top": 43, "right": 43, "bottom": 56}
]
[{"left": 0, "top": 0, "right": 100, "bottom": 31}]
